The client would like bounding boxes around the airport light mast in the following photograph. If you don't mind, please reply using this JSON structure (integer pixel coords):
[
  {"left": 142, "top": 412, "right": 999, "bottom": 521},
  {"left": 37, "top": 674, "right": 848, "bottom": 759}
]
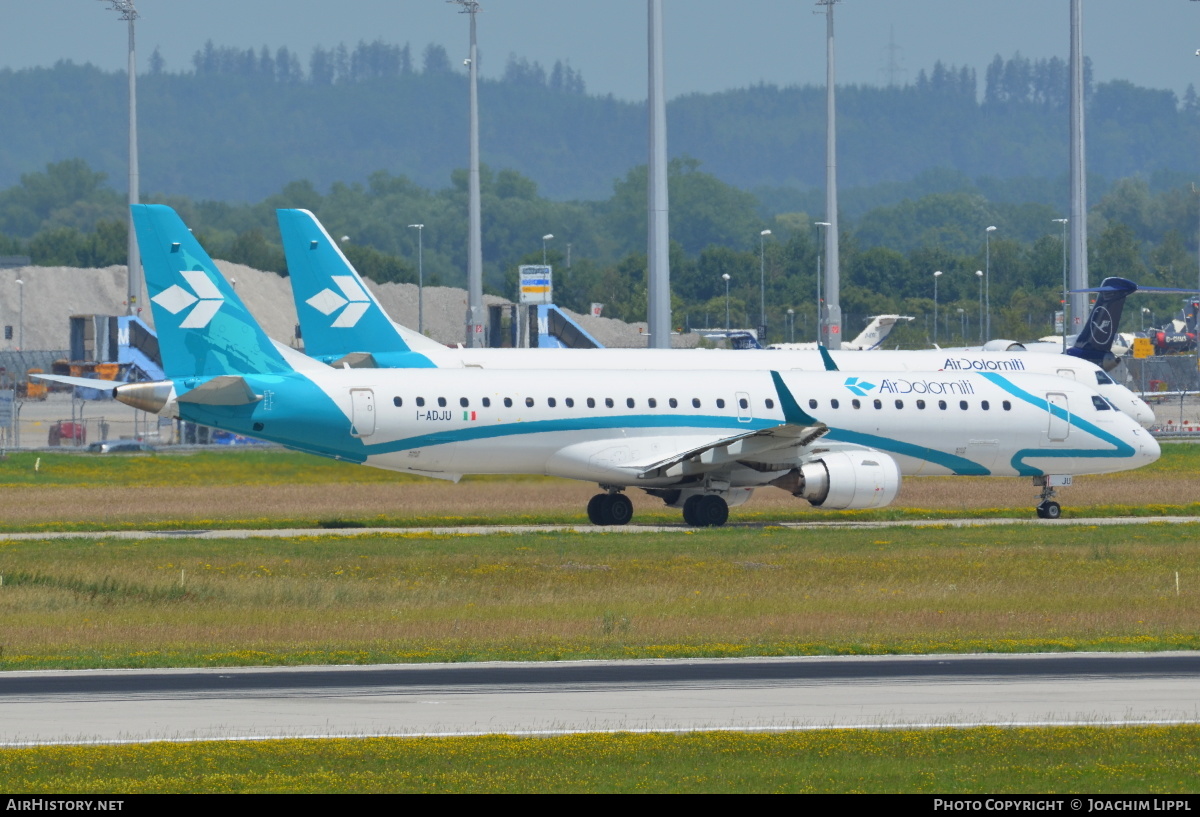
[
  {"left": 97, "top": 0, "right": 141, "bottom": 316},
  {"left": 450, "top": 0, "right": 485, "bottom": 347},
  {"left": 646, "top": 0, "right": 671, "bottom": 349},
  {"left": 1068, "top": 0, "right": 1089, "bottom": 331},
  {"left": 816, "top": 0, "right": 842, "bottom": 349}
]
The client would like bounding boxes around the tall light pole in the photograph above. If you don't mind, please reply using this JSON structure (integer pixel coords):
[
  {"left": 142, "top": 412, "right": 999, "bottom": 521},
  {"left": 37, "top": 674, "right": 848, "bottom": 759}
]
[
  {"left": 97, "top": 0, "right": 140, "bottom": 316},
  {"left": 984, "top": 225, "right": 997, "bottom": 341},
  {"left": 542, "top": 233, "right": 554, "bottom": 265},
  {"left": 759, "top": 229, "right": 772, "bottom": 342},
  {"left": 975, "top": 270, "right": 984, "bottom": 344},
  {"left": 933, "top": 270, "right": 943, "bottom": 346},
  {"left": 16, "top": 279, "right": 24, "bottom": 350},
  {"left": 816, "top": 0, "right": 842, "bottom": 349},
  {"left": 815, "top": 222, "right": 831, "bottom": 344},
  {"left": 408, "top": 224, "right": 425, "bottom": 335},
  {"left": 1053, "top": 218, "right": 1069, "bottom": 350},
  {"left": 957, "top": 307, "right": 966, "bottom": 343},
  {"left": 787, "top": 308, "right": 795, "bottom": 343},
  {"left": 1068, "top": 0, "right": 1089, "bottom": 330},
  {"left": 450, "top": 1, "right": 485, "bottom": 347},
  {"left": 646, "top": 0, "right": 671, "bottom": 350},
  {"left": 722, "top": 273, "right": 731, "bottom": 331}
]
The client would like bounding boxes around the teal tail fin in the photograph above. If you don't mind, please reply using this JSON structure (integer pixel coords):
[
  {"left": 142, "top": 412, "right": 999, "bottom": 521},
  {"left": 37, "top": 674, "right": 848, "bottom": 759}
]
[
  {"left": 133, "top": 204, "right": 292, "bottom": 380},
  {"left": 278, "top": 209, "right": 437, "bottom": 366}
]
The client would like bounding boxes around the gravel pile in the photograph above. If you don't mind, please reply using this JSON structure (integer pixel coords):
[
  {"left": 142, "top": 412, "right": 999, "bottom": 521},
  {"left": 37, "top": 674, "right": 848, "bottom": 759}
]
[{"left": 5, "top": 263, "right": 697, "bottom": 351}]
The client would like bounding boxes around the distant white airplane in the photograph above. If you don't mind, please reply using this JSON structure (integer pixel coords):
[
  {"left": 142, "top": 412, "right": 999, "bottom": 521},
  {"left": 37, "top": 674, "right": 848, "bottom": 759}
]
[
  {"left": 770, "top": 315, "right": 913, "bottom": 351},
  {"left": 275, "top": 209, "right": 1156, "bottom": 428}
]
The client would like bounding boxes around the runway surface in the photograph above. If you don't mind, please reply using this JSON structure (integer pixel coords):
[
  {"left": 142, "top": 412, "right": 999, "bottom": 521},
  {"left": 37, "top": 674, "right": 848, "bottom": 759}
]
[{"left": 3, "top": 652, "right": 1198, "bottom": 746}]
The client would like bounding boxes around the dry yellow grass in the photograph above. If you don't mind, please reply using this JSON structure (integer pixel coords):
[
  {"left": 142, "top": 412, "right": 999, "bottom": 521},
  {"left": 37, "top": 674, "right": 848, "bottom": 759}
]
[{"left": 2, "top": 469, "right": 1193, "bottom": 525}]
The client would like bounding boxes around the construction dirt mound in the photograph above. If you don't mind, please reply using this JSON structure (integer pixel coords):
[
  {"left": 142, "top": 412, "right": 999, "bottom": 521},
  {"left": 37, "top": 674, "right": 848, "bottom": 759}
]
[{"left": 3, "top": 263, "right": 698, "bottom": 351}]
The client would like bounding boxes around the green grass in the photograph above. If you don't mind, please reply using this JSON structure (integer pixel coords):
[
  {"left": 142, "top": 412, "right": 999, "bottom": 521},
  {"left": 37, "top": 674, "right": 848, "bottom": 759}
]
[
  {"left": 2, "top": 523, "right": 1196, "bottom": 670},
  {"left": 3, "top": 728, "right": 1198, "bottom": 793}
]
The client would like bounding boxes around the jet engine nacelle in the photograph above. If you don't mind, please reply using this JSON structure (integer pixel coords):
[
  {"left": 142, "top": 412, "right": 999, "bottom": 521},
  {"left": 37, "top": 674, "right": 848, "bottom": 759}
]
[
  {"left": 981, "top": 339, "right": 1026, "bottom": 352},
  {"left": 783, "top": 450, "right": 901, "bottom": 510}
]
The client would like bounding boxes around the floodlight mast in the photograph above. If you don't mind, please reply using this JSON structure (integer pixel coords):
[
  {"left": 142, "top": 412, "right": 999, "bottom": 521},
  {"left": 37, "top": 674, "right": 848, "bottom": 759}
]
[
  {"left": 97, "top": 0, "right": 141, "bottom": 316},
  {"left": 450, "top": 1, "right": 485, "bottom": 347},
  {"left": 646, "top": 0, "right": 671, "bottom": 349},
  {"left": 816, "top": 0, "right": 841, "bottom": 349},
  {"left": 1068, "top": 0, "right": 1089, "bottom": 331}
]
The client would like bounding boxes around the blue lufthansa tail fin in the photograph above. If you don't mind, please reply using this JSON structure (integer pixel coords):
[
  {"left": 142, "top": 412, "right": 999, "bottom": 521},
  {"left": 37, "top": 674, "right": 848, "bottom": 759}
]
[
  {"left": 278, "top": 209, "right": 431, "bottom": 364},
  {"left": 1066, "top": 276, "right": 1136, "bottom": 370},
  {"left": 133, "top": 204, "right": 292, "bottom": 380}
]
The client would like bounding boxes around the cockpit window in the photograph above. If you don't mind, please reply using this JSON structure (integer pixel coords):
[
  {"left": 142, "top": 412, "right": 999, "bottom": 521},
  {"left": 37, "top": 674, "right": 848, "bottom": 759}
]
[
  {"left": 1091, "top": 395, "right": 1111, "bottom": 411},
  {"left": 1095, "top": 371, "right": 1115, "bottom": 386}
]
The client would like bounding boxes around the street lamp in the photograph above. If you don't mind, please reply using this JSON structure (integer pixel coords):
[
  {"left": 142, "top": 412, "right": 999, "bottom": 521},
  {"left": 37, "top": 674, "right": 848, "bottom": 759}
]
[
  {"left": 759, "top": 229, "right": 772, "bottom": 342},
  {"left": 16, "top": 278, "right": 24, "bottom": 350},
  {"left": 542, "top": 234, "right": 554, "bottom": 265},
  {"left": 933, "top": 270, "right": 943, "bottom": 346},
  {"left": 975, "top": 270, "right": 984, "bottom": 344},
  {"left": 957, "top": 307, "right": 966, "bottom": 342},
  {"left": 722, "top": 273, "right": 731, "bottom": 331},
  {"left": 985, "top": 226, "right": 997, "bottom": 340},
  {"left": 787, "top": 308, "right": 795, "bottom": 343},
  {"left": 815, "top": 222, "right": 831, "bottom": 343},
  {"left": 1142, "top": 307, "right": 1151, "bottom": 332},
  {"left": 409, "top": 224, "right": 425, "bottom": 335},
  {"left": 1052, "top": 218, "right": 1069, "bottom": 350}
]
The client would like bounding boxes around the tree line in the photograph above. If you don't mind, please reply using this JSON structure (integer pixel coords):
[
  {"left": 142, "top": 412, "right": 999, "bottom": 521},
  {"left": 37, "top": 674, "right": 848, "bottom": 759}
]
[{"left": 2, "top": 156, "right": 1196, "bottom": 348}]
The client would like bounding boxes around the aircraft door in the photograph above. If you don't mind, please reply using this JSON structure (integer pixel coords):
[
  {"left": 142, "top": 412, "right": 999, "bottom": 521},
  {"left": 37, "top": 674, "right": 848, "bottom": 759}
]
[
  {"left": 1056, "top": 368, "right": 1076, "bottom": 380},
  {"left": 1046, "top": 392, "right": 1069, "bottom": 441},
  {"left": 350, "top": 389, "right": 376, "bottom": 438},
  {"left": 736, "top": 392, "right": 753, "bottom": 423}
]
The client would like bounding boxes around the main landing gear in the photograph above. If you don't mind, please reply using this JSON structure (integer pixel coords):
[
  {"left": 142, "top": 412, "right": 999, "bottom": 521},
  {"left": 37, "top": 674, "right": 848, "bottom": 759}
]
[
  {"left": 682, "top": 494, "right": 729, "bottom": 528},
  {"left": 1034, "top": 475, "right": 1070, "bottom": 519},
  {"left": 587, "top": 492, "right": 633, "bottom": 526}
]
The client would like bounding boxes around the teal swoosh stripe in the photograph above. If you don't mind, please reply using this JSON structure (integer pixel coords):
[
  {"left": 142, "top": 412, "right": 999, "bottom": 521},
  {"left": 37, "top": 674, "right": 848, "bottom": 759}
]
[
  {"left": 822, "top": 429, "right": 992, "bottom": 476},
  {"left": 362, "top": 414, "right": 779, "bottom": 456},
  {"left": 978, "top": 372, "right": 1135, "bottom": 476}
]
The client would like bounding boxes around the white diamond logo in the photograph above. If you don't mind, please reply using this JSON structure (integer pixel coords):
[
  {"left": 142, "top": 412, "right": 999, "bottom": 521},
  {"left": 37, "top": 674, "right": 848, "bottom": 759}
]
[
  {"left": 151, "top": 270, "right": 225, "bottom": 328},
  {"left": 306, "top": 276, "right": 373, "bottom": 328},
  {"left": 306, "top": 288, "right": 348, "bottom": 316}
]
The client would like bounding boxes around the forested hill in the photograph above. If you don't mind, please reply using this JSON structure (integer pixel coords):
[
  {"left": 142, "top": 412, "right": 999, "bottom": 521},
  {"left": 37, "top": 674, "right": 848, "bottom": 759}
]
[{"left": 1, "top": 44, "right": 1197, "bottom": 203}]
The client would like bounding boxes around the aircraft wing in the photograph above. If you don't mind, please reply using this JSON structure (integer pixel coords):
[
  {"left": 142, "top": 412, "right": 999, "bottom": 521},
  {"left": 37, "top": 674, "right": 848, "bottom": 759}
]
[{"left": 631, "top": 422, "right": 828, "bottom": 481}]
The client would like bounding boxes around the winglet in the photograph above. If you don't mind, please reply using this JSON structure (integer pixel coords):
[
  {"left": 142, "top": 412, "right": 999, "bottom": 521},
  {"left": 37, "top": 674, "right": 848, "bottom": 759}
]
[{"left": 770, "top": 371, "right": 819, "bottom": 425}]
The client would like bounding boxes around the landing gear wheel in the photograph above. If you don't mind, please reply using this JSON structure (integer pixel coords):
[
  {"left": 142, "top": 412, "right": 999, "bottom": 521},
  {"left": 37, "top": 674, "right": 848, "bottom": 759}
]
[
  {"left": 607, "top": 494, "right": 633, "bottom": 526},
  {"left": 697, "top": 495, "right": 729, "bottom": 527},
  {"left": 1036, "top": 501, "right": 1062, "bottom": 520},
  {"left": 587, "top": 493, "right": 633, "bottom": 526},
  {"left": 682, "top": 495, "right": 703, "bottom": 527},
  {"left": 587, "top": 494, "right": 608, "bottom": 526}
]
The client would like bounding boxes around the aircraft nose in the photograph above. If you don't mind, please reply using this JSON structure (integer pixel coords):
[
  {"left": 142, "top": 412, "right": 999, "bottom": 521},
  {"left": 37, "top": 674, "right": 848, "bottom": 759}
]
[
  {"left": 1140, "top": 431, "right": 1161, "bottom": 465},
  {"left": 1133, "top": 398, "right": 1155, "bottom": 429}
]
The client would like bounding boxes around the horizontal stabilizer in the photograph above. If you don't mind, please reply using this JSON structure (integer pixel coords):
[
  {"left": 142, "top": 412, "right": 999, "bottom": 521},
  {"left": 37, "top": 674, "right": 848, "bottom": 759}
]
[
  {"left": 30, "top": 373, "right": 120, "bottom": 391},
  {"left": 177, "top": 376, "right": 262, "bottom": 406}
]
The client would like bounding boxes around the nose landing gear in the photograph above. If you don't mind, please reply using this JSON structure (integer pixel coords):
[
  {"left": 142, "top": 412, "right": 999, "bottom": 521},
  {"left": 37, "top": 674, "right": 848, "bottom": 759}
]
[{"left": 1034, "top": 475, "right": 1070, "bottom": 519}]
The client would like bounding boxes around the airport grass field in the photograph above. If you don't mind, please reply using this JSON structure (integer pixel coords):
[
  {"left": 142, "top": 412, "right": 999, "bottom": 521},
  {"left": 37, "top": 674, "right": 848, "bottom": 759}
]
[{"left": 1, "top": 445, "right": 1197, "bottom": 792}]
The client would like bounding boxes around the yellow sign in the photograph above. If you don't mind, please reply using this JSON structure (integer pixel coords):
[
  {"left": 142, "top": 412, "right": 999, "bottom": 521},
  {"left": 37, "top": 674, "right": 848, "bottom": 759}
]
[{"left": 1132, "top": 337, "right": 1153, "bottom": 359}]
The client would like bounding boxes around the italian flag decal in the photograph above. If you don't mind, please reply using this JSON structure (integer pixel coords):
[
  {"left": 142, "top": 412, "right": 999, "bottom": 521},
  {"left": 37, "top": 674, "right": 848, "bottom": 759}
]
[{"left": 463, "top": 411, "right": 477, "bottom": 421}]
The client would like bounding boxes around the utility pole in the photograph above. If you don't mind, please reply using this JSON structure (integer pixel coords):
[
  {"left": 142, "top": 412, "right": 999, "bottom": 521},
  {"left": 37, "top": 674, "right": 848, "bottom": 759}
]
[
  {"left": 97, "top": 0, "right": 140, "bottom": 316},
  {"left": 646, "top": 0, "right": 671, "bottom": 349},
  {"left": 816, "top": 0, "right": 842, "bottom": 349},
  {"left": 450, "top": 1, "right": 485, "bottom": 347}
]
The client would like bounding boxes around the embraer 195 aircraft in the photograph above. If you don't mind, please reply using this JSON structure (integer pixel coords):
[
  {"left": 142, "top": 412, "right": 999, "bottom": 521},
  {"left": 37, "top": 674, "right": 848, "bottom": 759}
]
[
  {"left": 276, "top": 209, "right": 1155, "bottom": 428},
  {"left": 43, "top": 206, "right": 1159, "bottom": 526}
]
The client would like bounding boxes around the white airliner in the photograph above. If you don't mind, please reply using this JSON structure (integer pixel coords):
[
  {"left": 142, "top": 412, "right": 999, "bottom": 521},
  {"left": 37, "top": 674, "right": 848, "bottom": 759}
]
[
  {"left": 770, "top": 315, "right": 913, "bottom": 351},
  {"left": 276, "top": 209, "right": 1155, "bottom": 428},
  {"left": 35, "top": 205, "right": 1159, "bottom": 528}
]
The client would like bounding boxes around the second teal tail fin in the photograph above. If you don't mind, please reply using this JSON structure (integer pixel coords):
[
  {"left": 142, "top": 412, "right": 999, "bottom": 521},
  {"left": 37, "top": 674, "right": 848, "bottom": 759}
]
[{"left": 134, "top": 204, "right": 292, "bottom": 380}]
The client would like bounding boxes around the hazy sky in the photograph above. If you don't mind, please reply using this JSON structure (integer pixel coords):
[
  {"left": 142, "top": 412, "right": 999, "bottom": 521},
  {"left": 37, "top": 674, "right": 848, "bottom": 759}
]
[{"left": 5, "top": 0, "right": 1199, "bottom": 100}]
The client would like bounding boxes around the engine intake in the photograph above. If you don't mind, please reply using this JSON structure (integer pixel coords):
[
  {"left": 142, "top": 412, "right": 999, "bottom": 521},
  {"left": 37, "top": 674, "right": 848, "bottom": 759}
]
[{"left": 773, "top": 451, "right": 901, "bottom": 510}]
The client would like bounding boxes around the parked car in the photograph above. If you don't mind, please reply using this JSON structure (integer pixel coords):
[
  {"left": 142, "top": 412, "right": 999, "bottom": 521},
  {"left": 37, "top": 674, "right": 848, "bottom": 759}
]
[{"left": 87, "top": 440, "right": 156, "bottom": 454}]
